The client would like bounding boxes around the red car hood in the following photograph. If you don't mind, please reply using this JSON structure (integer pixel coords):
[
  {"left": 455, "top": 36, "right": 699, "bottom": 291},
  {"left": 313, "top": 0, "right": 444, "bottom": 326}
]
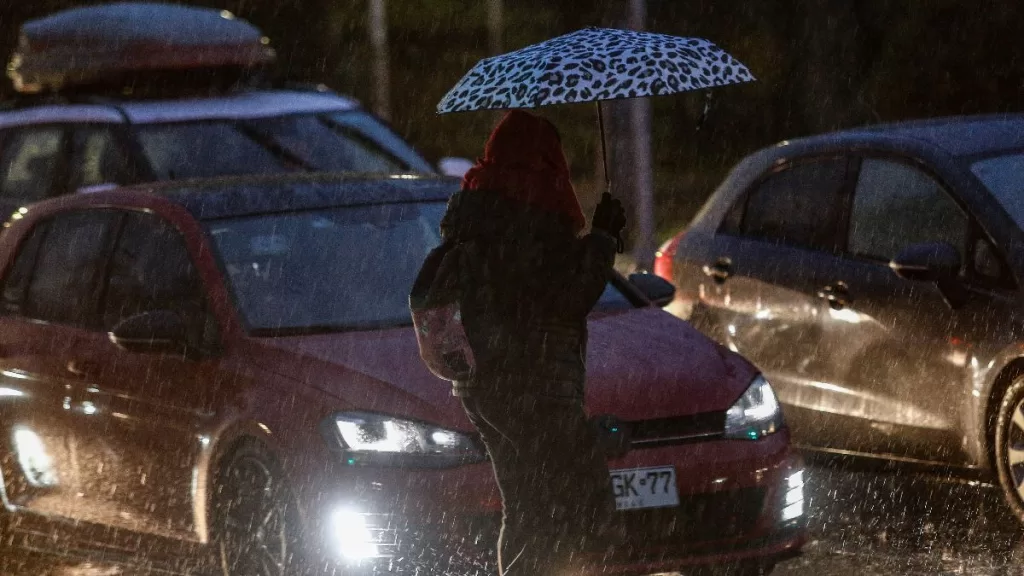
[
  {"left": 584, "top": 307, "right": 756, "bottom": 418},
  {"left": 265, "top": 307, "right": 756, "bottom": 426}
]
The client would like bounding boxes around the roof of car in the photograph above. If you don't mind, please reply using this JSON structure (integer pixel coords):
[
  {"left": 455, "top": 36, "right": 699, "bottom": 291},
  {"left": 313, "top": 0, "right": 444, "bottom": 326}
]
[
  {"left": 794, "top": 114, "right": 1024, "bottom": 158},
  {"left": 0, "top": 89, "right": 360, "bottom": 128},
  {"left": 131, "top": 173, "right": 459, "bottom": 220},
  {"left": 118, "top": 89, "right": 359, "bottom": 124}
]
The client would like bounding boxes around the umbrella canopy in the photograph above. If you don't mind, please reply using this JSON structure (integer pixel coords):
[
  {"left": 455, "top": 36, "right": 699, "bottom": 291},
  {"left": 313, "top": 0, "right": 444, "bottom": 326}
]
[{"left": 437, "top": 27, "right": 753, "bottom": 114}]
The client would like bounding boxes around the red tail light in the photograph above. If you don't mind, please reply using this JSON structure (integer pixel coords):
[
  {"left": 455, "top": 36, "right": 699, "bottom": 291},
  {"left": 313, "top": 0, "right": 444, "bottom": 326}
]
[{"left": 653, "top": 232, "right": 683, "bottom": 281}]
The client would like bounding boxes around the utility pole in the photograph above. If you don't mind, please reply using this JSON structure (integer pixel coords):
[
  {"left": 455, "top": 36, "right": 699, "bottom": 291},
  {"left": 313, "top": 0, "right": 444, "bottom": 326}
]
[
  {"left": 628, "top": 0, "right": 654, "bottom": 269},
  {"left": 367, "top": 0, "right": 391, "bottom": 120},
  {"left": 487, "top": 0, "right": 503, "bottom": 55}
]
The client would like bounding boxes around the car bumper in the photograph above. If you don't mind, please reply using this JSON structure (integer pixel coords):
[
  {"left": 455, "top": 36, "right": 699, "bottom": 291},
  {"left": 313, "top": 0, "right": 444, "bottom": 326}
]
[{"left": 294, "top": 428, "right": 805, "bottom": 574}]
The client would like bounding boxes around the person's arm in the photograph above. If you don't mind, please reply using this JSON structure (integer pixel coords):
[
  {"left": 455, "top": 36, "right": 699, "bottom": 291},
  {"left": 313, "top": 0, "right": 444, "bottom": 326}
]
[
  {"left": 570, "top": 230, "right": 617, "bottom": 311},
  {"left": 572, "top": 191, "right": 627, "bottom": 310}
]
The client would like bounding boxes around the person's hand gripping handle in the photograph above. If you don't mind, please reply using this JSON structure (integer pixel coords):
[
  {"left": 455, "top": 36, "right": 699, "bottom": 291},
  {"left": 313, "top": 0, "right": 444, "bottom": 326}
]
[{"left": 592, "top": 192, "right": 627, "bottom": 253}]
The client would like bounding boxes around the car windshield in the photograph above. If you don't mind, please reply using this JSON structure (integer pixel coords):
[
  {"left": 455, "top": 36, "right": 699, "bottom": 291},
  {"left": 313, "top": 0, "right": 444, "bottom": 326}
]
[
  {"left": 134, "top": 111, "right": 433, "bottom": 180},
  {"left": 207, "top": 201, "right": 633, "bottom": 334},
  {"left": 972, "top": 153, "right": 1024, "bottom": 229}
]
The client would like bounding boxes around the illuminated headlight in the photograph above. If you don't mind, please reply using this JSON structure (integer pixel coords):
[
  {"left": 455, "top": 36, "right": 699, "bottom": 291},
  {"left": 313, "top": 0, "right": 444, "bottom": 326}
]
[
  {"left": 325, "top": 412, "right": 485, "bottom": 467},
  {"left": 329, "top": 509, "right": 379, "bottom": 561},
  {"left": 781, "top": 469, "right": 805, "bottom": 522},
  {"left": 724, "top": 375, "right": 784, "bottom": 440}
]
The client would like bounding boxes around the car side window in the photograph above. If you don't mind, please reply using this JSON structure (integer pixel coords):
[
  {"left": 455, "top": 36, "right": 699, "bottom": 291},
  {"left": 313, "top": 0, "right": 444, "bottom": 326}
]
[
  {"left": 102, "top": 211, "right": 205, "bottom": 330},
  {"left": 847, "top": 159, "right": 969, "bottom": 265},
  {"left": 69, "top": 125, "right": 132, "bottom": 191},
  {"left": 1, "top": 210, "right": 118, "bottom": 328},
  {"left": 724, "top": 158, "right": 847, "bottom": 251},
  {"left": 973, "top": 238, "right": 1004, "bottom": 281},
  {"left": 1, "top": 222, "right": 48, "bottom": 315},
  {"left": 0, "top": 126, "right": 66, "bottom": 204}
]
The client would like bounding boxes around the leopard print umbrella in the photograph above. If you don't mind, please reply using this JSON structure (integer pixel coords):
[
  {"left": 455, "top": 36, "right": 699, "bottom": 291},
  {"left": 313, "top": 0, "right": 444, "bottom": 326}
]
[{"left": 437, "top": 27, "right": 754, "bottom": 113}]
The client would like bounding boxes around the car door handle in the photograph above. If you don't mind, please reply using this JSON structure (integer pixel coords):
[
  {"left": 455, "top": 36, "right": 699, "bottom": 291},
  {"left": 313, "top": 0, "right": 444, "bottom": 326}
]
[
  {"left": 66, "top": 360, "right": 101, "bottom": 379},
  {"left": 702, "top": 258, "right": 732, "bottom": 284},
  {"left": 817, "top": 282, "right": 852, "bottom": 310}
]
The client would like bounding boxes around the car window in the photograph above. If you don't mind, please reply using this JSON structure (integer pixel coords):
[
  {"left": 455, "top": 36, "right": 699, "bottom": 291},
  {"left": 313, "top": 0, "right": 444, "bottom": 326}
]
[
  {"left": 0, "top": 222, "right": 47, "bottom": 315},
  {"left": 69, "top": 125, "right": 132, "bottom": 191},
  {"left": 2, "top": 210, "right": 118, "bottom": 328},
  {"left": 135, "top": 122, "right": 292, "bottom": 180},
  {"left": 973, "top": 237, "right": 1004, "bottom": 280},
  {"left": 208, "top": 201, "right": 638, "bottom": 334},
  {"left": 102, "top": 211, "right": 204, "bottom": 330},
  {"left": 208, "top": 202, "right": 446, "bottom": 333},
  {"left": 0, "top": 126, "right": 65, "bottom": 203},
  {"left": 847, "top": 159, "right": 969, "bottom": 263},
  {"left": 326, "top": 111, "right": 435, "bottom": 173},
  {"left": 728, "top": 158, "right": 847, "bottom": 251},
  {"left": 971, "top": 153, "right": 1024, "bottom": 230},
  {"left": 247, "top": 114, "right": 406, "bottom": 174}
]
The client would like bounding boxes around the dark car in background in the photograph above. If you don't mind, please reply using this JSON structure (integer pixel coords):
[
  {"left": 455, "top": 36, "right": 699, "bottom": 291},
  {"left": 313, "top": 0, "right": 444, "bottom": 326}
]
[
  {"left": 0, "top": 174, "right": 804, "bottom": 575},
  {"left": 0, "top": 88, "right": 451, "bottom": 220},
  {"left": 656, "top": 114, "right": 1024, "bottom": 521},
  {"left": 0, "top": 2, "right": 473, "bottom": 228}
]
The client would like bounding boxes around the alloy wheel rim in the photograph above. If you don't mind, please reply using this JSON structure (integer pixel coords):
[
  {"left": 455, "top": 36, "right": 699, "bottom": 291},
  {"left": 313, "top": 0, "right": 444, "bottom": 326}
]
[
  {"left": 1006, "top": 398, "right": 1024, "bottom": 503},
  {"left": 221, "top": 456, "right": 288, "bottom": 576}
]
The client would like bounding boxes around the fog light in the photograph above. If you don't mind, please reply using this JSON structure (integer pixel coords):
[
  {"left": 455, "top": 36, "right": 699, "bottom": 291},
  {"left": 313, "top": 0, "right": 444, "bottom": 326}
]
[
  {"left": 330, "top": 509, "right": 379, "bottom": 561},
  {"left": 785, "top": 486, "right": 803, "bottom": 506},
  {"left": 781, "top": 469, "right": 805, "bottom": 522},
  {"left": 781, "top": 500, "right": 805, "bottom": 522}
]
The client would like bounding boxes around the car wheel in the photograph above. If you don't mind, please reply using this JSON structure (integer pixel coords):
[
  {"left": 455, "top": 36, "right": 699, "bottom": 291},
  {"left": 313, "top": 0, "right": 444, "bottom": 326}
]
[
  {"left": 995, "top": 377, "right": 1024, "bottom": 521},
  {"left": 212, "top": 442, "right": 307, "bottom": 576}
]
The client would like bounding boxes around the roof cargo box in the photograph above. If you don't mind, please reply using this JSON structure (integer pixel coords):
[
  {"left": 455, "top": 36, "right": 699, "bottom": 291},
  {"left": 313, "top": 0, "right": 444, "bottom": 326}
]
[{"left": 7, "top": 2, "right": 276, "bottom": 93}]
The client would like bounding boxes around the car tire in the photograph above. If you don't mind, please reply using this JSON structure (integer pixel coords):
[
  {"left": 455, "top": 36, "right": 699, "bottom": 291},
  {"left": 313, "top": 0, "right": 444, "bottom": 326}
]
[
  {"left": 211, "top": 441, "right": 310, "bottom": 576},
  {"left": 994, "top": 377, "right": 1024, "bottom": 521}
]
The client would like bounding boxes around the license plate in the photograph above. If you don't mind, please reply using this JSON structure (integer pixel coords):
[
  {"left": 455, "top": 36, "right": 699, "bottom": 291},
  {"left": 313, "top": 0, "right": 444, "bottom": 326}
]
[{"left": 610, "top": 466, "right": 679, "bottom": 510}]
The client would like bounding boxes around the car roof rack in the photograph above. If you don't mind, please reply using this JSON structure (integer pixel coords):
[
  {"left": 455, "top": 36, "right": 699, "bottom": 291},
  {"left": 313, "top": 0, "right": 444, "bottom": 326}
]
[{"left": 8, "top": 3, "right": 276, "bottom": 95}]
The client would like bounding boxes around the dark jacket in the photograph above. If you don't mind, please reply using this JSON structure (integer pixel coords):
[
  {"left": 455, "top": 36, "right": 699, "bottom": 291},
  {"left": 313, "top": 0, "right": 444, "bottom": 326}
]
[{"left": 439, "top": 189, "right": 616, "bottom": 400}]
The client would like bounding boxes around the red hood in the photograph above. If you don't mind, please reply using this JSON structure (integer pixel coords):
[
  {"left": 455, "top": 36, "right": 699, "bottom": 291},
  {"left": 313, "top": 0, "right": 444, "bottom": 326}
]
[{"left": 262, "top": 307, "right": 756, "bottom": 427}]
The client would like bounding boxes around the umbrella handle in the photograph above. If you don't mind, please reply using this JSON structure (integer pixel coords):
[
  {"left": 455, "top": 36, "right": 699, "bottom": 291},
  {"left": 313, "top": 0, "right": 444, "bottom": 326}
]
[{"left": 696, "top": 91, "right": 714, "bottom": 131}]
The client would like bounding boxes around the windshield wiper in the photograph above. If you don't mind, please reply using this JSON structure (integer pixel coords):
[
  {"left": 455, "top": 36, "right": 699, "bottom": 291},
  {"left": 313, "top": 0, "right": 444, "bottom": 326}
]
[{"left": 249, "top": 320, "right": 413, "bottom": 337}]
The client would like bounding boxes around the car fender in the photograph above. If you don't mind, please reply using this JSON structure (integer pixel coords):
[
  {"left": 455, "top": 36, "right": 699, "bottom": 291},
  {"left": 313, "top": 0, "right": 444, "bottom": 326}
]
[
  {"left": 966, "top": 342, "right": 1024, "bottom": 470},
  {"left": 193, "top": 407, "right": 282, "bottom": 544}
]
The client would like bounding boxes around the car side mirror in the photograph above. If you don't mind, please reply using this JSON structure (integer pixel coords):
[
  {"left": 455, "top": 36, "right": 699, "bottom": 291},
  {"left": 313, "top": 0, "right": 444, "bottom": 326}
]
[
  {"left": 437, "top": 157, "right": 473, "bottom": 178},
  {"left": 889, "top": 242, "right": 962, "bottom": 283},
  {"left": 628, "top": 272, "right": 677, "bottom": 307},
  {"left": 890, "top": 242, "right": 969, "bottom": 308},
  {"left": 108, "top": 310, "right": 192, "bottom": 356}
]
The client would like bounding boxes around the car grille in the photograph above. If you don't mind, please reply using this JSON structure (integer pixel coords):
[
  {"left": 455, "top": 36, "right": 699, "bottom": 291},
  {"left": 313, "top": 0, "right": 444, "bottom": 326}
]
[
  {"left": 618, "top": 487, "right": 766, "bottom": 545},
  {"left": 628, "top": 411, "right": 725, "bottom": 448}
]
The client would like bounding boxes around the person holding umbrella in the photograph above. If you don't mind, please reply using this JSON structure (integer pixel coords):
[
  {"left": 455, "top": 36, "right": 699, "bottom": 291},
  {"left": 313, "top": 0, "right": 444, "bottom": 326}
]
[
  {"left": 421, "top": 109, "right": 626, "bottom": 575},
  {"left": 418, "top": 25, "right": 755, "bottom": 575}
]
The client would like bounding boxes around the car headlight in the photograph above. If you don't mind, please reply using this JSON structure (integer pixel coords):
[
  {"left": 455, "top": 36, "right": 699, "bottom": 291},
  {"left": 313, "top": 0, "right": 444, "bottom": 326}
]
[
  {"left": 323, "top": 411, "right": 485, "bottom": 468},
  {"left": 724, "top": 375, "right": 784, "bottom": 440}
]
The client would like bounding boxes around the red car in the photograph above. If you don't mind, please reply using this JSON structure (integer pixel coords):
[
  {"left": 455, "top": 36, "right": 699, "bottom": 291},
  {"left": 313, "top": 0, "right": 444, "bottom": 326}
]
[{"left": 0, "top": 174, "right": 804, "bottom": 576}]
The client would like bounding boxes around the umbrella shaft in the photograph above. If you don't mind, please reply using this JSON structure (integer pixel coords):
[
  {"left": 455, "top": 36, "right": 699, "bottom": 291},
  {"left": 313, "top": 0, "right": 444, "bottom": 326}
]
[{"left": 597, "top": 101, "right": 610, "bottom": 188}]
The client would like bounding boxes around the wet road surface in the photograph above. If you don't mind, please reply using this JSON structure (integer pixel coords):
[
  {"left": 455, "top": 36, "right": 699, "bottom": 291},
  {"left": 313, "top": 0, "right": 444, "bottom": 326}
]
[{"left": 775, "top": 457, "right": 1024, "bottom": 576}]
